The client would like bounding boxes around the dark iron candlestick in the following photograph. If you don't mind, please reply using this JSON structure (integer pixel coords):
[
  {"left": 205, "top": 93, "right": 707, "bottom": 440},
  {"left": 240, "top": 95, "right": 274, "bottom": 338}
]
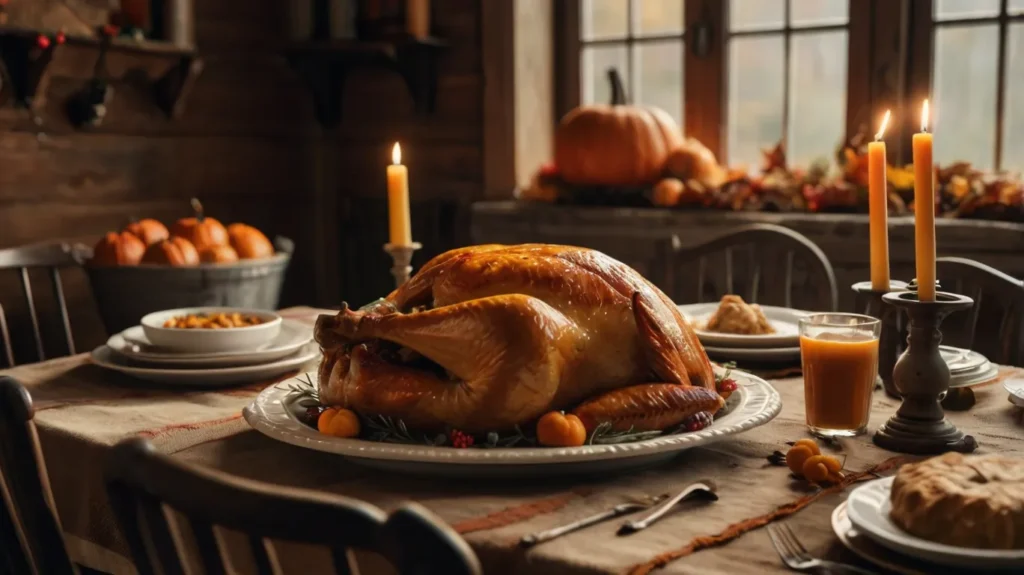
[
  {"left": 873, "top": 289, "right": 977, "bottom": 454},
  {"left": 851, "top": 280, "right": 908, "bottom": 398}
]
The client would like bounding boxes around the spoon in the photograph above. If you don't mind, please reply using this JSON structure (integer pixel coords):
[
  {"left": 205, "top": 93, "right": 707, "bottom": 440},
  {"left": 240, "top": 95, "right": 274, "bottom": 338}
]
[
  {"left": 519, "top": 493, "right": 669, "bottom": 548},
  {"left": 617, "top": 480, "right": 718, "bottom": 535}
]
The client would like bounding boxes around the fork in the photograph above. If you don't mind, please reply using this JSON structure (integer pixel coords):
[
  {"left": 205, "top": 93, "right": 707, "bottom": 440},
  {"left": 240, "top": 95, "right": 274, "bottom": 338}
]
[{"left": 767, "top": 523, "right": 880, "bottom": 575}]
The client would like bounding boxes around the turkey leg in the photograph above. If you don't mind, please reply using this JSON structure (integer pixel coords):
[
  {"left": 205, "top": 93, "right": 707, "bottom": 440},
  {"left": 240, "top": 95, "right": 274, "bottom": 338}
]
[{"left": 571, "top": 383, "right": 725, "bottom": 433}]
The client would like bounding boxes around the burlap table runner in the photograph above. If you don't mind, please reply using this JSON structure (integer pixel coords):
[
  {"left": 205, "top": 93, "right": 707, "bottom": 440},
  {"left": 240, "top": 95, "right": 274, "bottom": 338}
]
[{"left": 4, "top": 306, "right": 1024, "bottom": 574}]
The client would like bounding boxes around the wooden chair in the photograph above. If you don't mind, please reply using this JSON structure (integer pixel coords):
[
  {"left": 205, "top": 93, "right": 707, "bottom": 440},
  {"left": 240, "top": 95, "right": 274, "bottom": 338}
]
[
  {"left": 104, "top": 437, "right": 482, "bottom": 575},
  {"left": 0, "top": 242, "right": 91, "bottom": 367},
  {"left": 937, "top": 257, "right": 1024, "bottom": 366},
  {"left": 663, "top": 223, "right": 839, "bottom": 311},
  {"left": 0, "top": 376, "right": 77, "bottom": 575}
]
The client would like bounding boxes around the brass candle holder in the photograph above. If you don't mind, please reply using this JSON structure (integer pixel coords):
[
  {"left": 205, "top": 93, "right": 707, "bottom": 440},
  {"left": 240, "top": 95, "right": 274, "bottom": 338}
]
[
  {"left": 383, "top": 242, "right": 421, "bottom": 288},
  {"left": 851, "top": 280, "right": 908, "bottom": 398},
  {"left": 873, "top": 288, "right": 977, "bottom": 454}
]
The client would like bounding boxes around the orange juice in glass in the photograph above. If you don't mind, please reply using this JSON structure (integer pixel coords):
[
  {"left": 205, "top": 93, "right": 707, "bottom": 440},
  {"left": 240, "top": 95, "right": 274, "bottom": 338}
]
[{"left": 799, "top": 313, "right": 881, "bottom": 437}]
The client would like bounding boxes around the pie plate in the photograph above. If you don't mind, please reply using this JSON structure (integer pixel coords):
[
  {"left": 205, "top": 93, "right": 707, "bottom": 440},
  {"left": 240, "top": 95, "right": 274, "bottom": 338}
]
[
  {"left": 242, "top": 367, "right": 782, "bottom": 478},
  {"left": 845, "top": 477, "right": 1024, "bottom": 570},
  {"left": 677, "top": 303, "right": 806, "bottom": 348}
]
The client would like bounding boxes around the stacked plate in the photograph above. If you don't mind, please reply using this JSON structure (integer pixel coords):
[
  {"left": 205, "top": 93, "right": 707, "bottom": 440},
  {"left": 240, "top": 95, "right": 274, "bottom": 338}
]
[
  {"left": 835, "top": 477, "right": 1024, "bottom": 572},
  {"left": 942, "top": 346, "right": 998, "bottom": 388},
  {"left": 90, "top": 307, "right": 318, "bottom": 386},
  {"left": 677, "top": 303, "right": 806, "bottom": 363}
]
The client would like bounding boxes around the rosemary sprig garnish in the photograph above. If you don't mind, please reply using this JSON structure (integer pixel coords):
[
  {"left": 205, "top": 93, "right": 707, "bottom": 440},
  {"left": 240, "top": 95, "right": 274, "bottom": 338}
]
[
  {"left": 587, "top": 421, "right": 664, "bottom": 445},
  {"left": 360, "top": 414, "right": 435, "bottom": 445},
  {"left": 279, "top": 373, "right": 319, "bottom": 408}
]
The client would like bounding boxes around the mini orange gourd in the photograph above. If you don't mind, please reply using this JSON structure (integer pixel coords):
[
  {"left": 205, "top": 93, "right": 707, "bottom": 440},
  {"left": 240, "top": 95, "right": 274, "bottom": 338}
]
[
  {"left": 318, "top": 408, "right": 361, "bottom": 438},
  {"left": 91, "top": 231, "right": 146, "bottom": 266},
  {"left": 123, "top": 218, "right": 169, "bottom": 246},
  {"left": 142, "top": 236, "right": 199, "bottom": 266},
  {"left": 227, "top": 223, "right": 274, "bottom": 260},
  {"left": 536, "top": 411, "right": 587, "bottom": 447},
  {"left": 554, "top": 69, "right": 683, "bottom": 187},
  {"left": 170, "top": 198, "right": 229, "bottom": 252},
  {"left": 198, "top": 244, "right": 239, "bottom": 264}
]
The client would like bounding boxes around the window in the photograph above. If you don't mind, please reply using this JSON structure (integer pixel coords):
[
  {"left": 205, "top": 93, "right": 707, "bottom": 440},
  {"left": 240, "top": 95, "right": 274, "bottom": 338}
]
[
  {"left": 928, "top": 0, "right": 1024, "bottom": 171},
  {"left": 727, "top": 0, "right": 849, "bottom": 169},
  {"left": 580, "top": 0, "right": 686, "bottom": 125}
]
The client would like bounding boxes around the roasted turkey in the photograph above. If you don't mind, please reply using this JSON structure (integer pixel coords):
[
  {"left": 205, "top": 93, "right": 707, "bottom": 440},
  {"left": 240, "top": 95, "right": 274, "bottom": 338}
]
[{"left": 314, "top": 244, "right": 724, "bottom": 433}]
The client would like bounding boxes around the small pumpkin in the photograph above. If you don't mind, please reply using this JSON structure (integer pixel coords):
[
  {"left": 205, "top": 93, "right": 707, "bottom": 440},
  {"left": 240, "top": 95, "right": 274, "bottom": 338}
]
[
  {"left": 536, "top": 411, "right": 587, "bottom": 447},
  {"left": 652, "top": 178, "right": 684, "bottom": 207},
  {"left": 664, "top": 138, "right": 725, "bottom": 188},
  {"left": 198, "top": 244, "right": 239, "bottom": 264},
  {"left": 91, "top": 231, "right": 145, "bottom": 266},
  {"left": 123, "top": 218, "right": 169, "bottom": 246},
  {"left": 317, "top": 408, "right": 361, "bottom": 438},
  {"left": 554, "top": 68, "right": 683, "bottom": 187},
  {"left": 170, "top": 198, "right": 229, "bottom": 252},
  {"left": 141, "top": 236, "right": 199, "bottom": 266},
  {"left": 227, "top": 223, "right": 274, "bottom": 260}
]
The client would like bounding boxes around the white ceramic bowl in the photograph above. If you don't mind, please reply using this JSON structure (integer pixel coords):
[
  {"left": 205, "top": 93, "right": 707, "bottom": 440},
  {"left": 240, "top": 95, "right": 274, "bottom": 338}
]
[{"left": 140, "top": 307, "right": 282, "bottom": 354}]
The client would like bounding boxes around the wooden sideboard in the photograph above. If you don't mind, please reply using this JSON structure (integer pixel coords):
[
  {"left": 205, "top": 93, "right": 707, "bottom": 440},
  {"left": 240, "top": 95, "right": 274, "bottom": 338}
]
[{"left": 470, "top": 201, "right": 1024, "bottom": 312}]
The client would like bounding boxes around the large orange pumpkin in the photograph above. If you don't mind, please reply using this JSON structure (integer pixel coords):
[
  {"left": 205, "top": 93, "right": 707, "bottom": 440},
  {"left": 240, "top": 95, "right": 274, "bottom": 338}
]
[
  {"left": 227, "top": 223, "right": 274, "bottom": 260},
  {"left": 142, "top": 236, "right": 199, "bottom": 266},
  {"left": 92, "top": 231, "right": 145, "bottom": 266},
  {"left": 199, "top": 244, "right": 239, "bottom": 264},
  {"left": 554, "top": 69, "right": 683, "bottom": 187},
  {"left": 170, "top": 198, "right": 228, "bottom": 252},
  {"left": 123, "top": 218, "right": 169, "bottom": 246}
]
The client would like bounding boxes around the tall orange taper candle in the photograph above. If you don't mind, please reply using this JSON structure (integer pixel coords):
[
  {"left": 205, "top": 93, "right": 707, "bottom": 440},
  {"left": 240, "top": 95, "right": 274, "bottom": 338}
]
[
  {"left": 913, "top": 100, "right": 936, "bottom": 301},
  {"left": 868, "top": 110, "right": 891, "bottom": 291},
  {"left": 387, "top": 143, "right": 412, "bottom": 246}
]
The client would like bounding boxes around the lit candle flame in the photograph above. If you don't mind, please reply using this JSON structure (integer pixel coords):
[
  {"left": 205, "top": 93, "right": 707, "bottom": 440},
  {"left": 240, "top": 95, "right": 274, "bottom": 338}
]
[
  {"left": 392, "top": 142, "right": 402, "bottom": 165},
  {"left": 920, "top": 99, "right": 930, "bottom": 133},
  {"left": 875, "top": 110, "right": 891, "bottom": 141}
]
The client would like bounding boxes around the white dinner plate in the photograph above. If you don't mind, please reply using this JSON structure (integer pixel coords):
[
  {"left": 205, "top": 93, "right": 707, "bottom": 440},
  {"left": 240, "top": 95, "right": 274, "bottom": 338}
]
[
  {"left": 90, "top": 343, "right": 320, "bottom": 386},
  {"left": 242, "top": 367, "right": 782, "bottom": 478},
  {"left": 1003, "top": 378, "right": 1024, "bottom": 407},
  {"left": 702, "top": 345, "right": 801, "bottom": 363},
  {"left": 106, "top": 320, "right": 313, "bottom": 368},
  {"left": 940, "top": 346, "right": 989, "bottom": 375},
  {"left": 832, "top": 502, "right": 963, "bottom": 575},
  {"left": 846, "top": 477, "right": 1024, "bottom": 571},
  {"left": 677, "top": 303, "right": 807, "bottom": 348},
  {"left": 948, "top": 362, "right": 1000, "bottom": 389}
]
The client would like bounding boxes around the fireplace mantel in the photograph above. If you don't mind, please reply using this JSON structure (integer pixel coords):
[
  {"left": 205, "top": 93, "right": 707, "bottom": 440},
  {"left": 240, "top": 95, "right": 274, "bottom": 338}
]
[{"left": 470, "top": 201, "right": 1024, "bottom": 311}]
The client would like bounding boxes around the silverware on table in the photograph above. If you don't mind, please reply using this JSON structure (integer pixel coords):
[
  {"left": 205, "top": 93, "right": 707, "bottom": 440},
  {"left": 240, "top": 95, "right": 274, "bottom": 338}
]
[
  {"left": 617, "top": 480, "right": 718, "bottom": 535},
  {"left": 768, "top": 522, "right": 880, "bottom": 575},
  {"left": 519, "top": 494, "right": 669, "bottom": 548}
]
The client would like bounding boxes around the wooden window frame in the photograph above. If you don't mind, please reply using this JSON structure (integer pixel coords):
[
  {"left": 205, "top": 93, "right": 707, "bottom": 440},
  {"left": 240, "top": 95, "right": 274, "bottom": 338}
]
[
  {"left": 555, "top": 0, "right": 879, "bottom": 164},
  {"left": 908, "top": 0, "right": 1024, "bottom": 171}
]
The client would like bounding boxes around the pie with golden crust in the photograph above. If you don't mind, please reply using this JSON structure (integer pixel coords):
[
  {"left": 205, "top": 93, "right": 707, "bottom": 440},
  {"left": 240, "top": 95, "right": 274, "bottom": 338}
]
[{"left": 889, "top": 453, "right": 1024, "bottom": 550}]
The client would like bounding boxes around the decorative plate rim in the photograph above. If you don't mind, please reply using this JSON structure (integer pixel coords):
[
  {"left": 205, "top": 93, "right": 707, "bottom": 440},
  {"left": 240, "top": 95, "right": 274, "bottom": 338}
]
[
  {"left": 242, "top": 368, "right": 782, "bottom": 465},
  {"left": 107, "top": 320, "right": 314, "bottom": 363},
  {"left": 846, "top": 477, "right": 1024, "bottom": 564}
]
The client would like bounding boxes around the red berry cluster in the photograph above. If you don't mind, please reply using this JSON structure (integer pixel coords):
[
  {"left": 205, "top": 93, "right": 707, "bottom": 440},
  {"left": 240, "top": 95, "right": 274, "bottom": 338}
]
[
  {"left": 303, "top": 406, "right": 323, "bottom": 426},
  {"left": 683, "top": 411, "right": 713, "bottom": 432},
  {"left": 717, "top": 378, "right": 738, "bottom": 394},
  {"left": 449, "top": 429, "right": 474, "bottom": 448}
]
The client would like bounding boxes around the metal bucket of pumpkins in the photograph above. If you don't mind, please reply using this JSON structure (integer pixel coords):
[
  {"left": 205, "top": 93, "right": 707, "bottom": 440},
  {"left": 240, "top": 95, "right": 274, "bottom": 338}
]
[{"left": 81, "top": 198, "right": 293, "bottom": 335}]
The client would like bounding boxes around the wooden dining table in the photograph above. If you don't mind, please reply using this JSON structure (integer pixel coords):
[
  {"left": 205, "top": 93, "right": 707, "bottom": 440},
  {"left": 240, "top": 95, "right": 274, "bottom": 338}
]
[{"left": 5, "top": 306, "right": 1023, "bottom": 575}]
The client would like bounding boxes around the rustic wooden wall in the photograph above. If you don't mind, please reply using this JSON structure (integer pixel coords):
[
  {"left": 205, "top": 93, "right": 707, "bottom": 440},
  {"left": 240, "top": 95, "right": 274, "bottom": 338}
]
[
  {"left": 0, "top": 0, "right": 319, "bottom": 364},
  {"left": 325, "top": 0, "right": 483, "bottom": 307}
]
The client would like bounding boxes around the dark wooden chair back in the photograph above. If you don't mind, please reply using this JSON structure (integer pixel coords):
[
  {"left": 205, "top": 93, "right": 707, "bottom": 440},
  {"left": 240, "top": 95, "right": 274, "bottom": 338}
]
[
  {"left": 104, "top": 437, "right": 482, "bottom": 575},
  {"left": 0, "top": 243, "right": 91, "bottom": 367},
  {"left": 0, "top": 376, "right": 77, "bottom": 575},
  {"left": 663, "top": 223, "right": 838, "bottom": 311},
  {"left": 937, "top": 257, "right": 1024, "bottom": 366}
]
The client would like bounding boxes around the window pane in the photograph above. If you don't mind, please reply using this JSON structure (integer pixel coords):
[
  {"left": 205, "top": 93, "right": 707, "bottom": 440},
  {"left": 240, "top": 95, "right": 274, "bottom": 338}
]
[
  {"left": 582, "top": 0, "right": 629, "bottom": 40},
  {"left": 636, "top": 0, "right": 684, "bottom": 35},
  {"left": 1004, "top": 24, "right": 1024, "bottom": 170},
  {"left": 728, "top": 36, "right": 785, "bottom": 169},
  {"left": 730, "top": 0, "right": 784, "bottom": 32},
  {"left": 583, "top": 45, "right": 629, "bottom": 105},
  {"left": 788, "top": 31, "right": 848, "bottom": 167},
  {"left": 1011, "top": 0, "right": 1024, "bottom": 15},
  {"left": 934, "top": 0, "right": 1000, "bottom": 20},
  {"left": 790, "top": 0, "right": 848, "bottom": 27},
  {"left": 933, "top": 24, "right": 999, "bottom": 170},
  {"left": 636, "top": 40, "right": 684, "bottom": 126}
]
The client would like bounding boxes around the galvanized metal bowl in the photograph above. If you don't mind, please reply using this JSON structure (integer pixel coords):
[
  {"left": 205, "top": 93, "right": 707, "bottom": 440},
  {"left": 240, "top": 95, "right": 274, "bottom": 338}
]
[{"left": 80, "top": 237, "right": 294, "bottom": 336}]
